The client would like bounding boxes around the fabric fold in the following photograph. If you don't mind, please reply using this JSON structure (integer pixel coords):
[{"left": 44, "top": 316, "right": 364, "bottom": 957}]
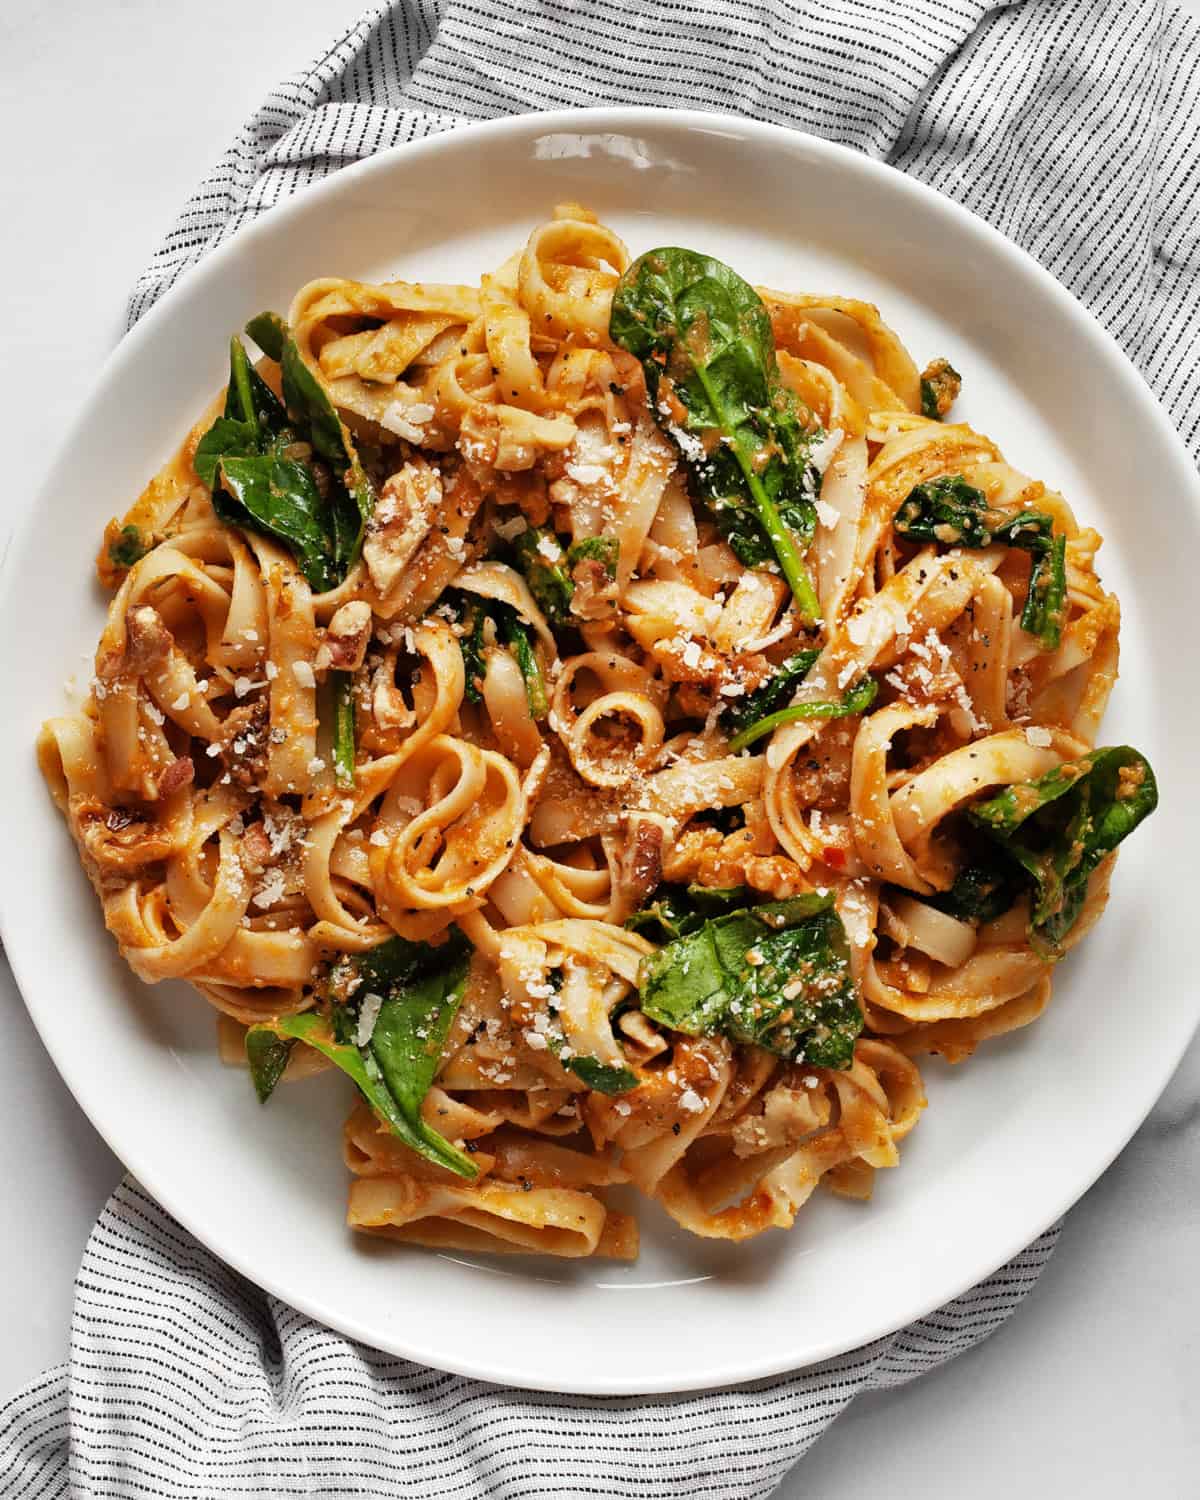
[{"left": 0, "top": 1182, "right": 1056, "bottom": 1498}]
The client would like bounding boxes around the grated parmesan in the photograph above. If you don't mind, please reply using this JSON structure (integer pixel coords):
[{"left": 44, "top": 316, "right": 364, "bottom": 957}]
[
  {"left": 815, "top": 497, "right": 841, "bottom": 529},
  {"left": 355, "top": 992, "right": 384, "bottom": 1047}
]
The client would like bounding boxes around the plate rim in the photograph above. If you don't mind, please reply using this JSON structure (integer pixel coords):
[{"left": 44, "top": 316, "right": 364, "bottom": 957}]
[{"left": 4, "top": 104, "right": 1198, "bottom": 1394}]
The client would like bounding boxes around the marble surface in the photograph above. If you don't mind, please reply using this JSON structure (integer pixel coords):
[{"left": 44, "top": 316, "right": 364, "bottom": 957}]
[{"left": 1, "top": 2, "right": 1197, "bottom": 1493}]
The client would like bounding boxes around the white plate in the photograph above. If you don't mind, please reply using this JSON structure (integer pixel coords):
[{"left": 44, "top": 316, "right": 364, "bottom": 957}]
[{"left": 2, "top": 109, "right": 1197, "bottom": 1396}]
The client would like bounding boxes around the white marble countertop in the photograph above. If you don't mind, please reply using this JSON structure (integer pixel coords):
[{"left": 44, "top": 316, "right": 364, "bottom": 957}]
[{"left": 2, "top": 2, "right": 1197, "bottom": 1493}]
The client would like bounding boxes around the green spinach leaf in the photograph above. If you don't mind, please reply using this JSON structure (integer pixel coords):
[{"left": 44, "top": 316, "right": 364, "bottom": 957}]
[
  {"left": 451, "top": 594, "right": 489, "bottom": 705},
  {"left": 367, "top": 960, "right": 476, "bottom": 1175},
  {"left": 498, "top": 608, "right": 548, "bottom": 719},
  {"left": 217, "top": 450, "right": 337, "bottom": 592},
  {"left": 452, "top": 593, "right": 546, "bottom": 717},
  {"left": 726, "top": 673, "right": 878, "bottom": 752},
  {"left": 332, "top": 928, "right": 471, "bottom": 997},
  {"left": 967, "top": 745, "right": 1157, "bottom": 956},
  {"left": 626, "top": 883, "right": 748, "bottom": 943},
  {"left": 245, "top": 309, "right": 287, "bottom": 362},
  {"left": 894, "top": 475, "right": 1067, "bottom": 649},
  {"left": 638, "top": 892, "right": 862, "bottom": 1068},
  {"left": 610, "top": 247, "right": 823, "bottom": 621},
  {"left": 513, "top": 527, "right": 574, "bottom": 623},
  {"left": 193, "top": 417, "right": 258, "bottom": 490},
  {"left": 626, "top": 888, "right": 704, "bottom": 943},
  {"left": 925, "top": 858, "right": 1027, "bottom": 926},
  {"left": 510, "top": 531, "right": 620, "bottom": 623},
  {"left": 567, "top": 535, "right": 619, "bottom": 578},
  {"left": 107, "top": 524, "right": 151, "bottom": 570},
  {"left": 199, "top": 317, "right": 377, "bottom": 591},
  {"left": 332, "top": 671, "right": 356, "bottom": 788},
  {"left": 245, "top": 1029, "right": 294, "bottom": 1103},
  {"left": 919, "top": 358, "right": 962, "bottom": 421},
  {"left": 250, "top": 931, "right": 477, "bottom": 1177},
  {"left": 542, "top": 1023, "right": 639, "bottom": 1097},
  {"left": 564, "top": 1055, "right": 639, "bottom": 1095},
  {"left": 278, "top": 336, "right": 374, "bottom": 576},
  {"left": 719, "top": 650, "right": 820, "bottom": 739}
]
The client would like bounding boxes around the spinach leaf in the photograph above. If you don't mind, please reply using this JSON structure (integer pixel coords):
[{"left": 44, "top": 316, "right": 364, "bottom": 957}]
[
  {"left": 719, "top": 649, "right": 820, "bottom": 739},
  {"left": 527, "top": 969, "right": 639, "bottom": 1097},
  {"left": 925, "top": 858, "right": 1026, "bottom": 926},
  {"left": 251, "top": 931, "right": 477, "bottom": 1177},
  {"left": 610, "top": 248, "right": 823, "bottom": 621},
  {"left": 565, "top": 1055, "right": 639, "bottom": 1095},
  {"left": 450, "top": 594, "right": 489, "bottom": 705},
  {"left": 568, "top": 535, "right": 619, "bottom": 578},
  {"left": 687, "top": 883, "right": 750, "bottom": 916},
  {"left": 333, "top": 927, "right": 471, "bottom": 997},
  {"left": 894, "top": 475, "right": 1067, "bottom": 649},
  {"left": 193, "top": 417, "right": 258, "bottom": 490},
  {"left": 245, "top": 1029, "right": 294, "bottom": 1103},
  {"left": 245, "top": 309, "right": 287, "bottom": 362},
  {"left": 227, "top": 331, "right": 285, "bottom": 422},
  {"left": 626, "top": 888, "right": 704, "bottom": 943},
  {"left": 197, "top": 335, "right": 335, "bottom": 589},
  {"left": 1022, "top": 534, "right": 1067, "bottom": 649},
  {"left": 217, "top": 449, "right": 337, "bottom": 592},
  {"left": 194, "top": 336, "right": 289, "bottom": 488},
  {"left": 240, "top": 357, "right": 288, "bottom": 432},
  {"left": 332, "top": 671, "right": 356, "bottom": 788},
  {"left": 639, "top": 892, "right": 862, "bottom": 1068},
  {"left": 513, "top": 527, "right": 574, "bottom": 623},
  {"left": 107, "top": 524, "right": 150, "bottom": 570},
  {"left": 250, "top": 1005, "right": 476, "bottom": 1178},
  {"left": 967, "top": 745, "right": 1157, "bottom": 956},
  {"left": 498, "top": 608, "right": 548, "bottom": 719},
  {"left": 276, "top": 334, "right": 375, "bottom": 577},
  {"left": 542, "top": 1023, "right": 639, "bottom": 1097},
  {"left": 919, "top": 357, "right": 962, "bottom": 421},
  {"left": 626, "top": 882, "right": 748, "bottom": 943},
  {"left": 510, "top": 530, "right": 620, "bottom": 623},
  {"left": 367, "top": 961, "right": 476, "bottom": 1175},
  {"left": 198, "top": 317, "right": 377, "bottom": 591},
  {"left": 194, "top": 344, "right": 264, "bottom": 488},
  {"left": 726, "top": 673, "right": 878, "bottom": 752}
]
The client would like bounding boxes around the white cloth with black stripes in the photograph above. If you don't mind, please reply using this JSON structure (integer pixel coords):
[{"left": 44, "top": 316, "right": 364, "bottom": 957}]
[{"left": 2, "top": 1, "right": 1198, "bottom": 1495}]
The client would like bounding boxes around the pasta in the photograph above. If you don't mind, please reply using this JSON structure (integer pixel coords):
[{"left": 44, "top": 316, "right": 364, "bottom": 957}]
[{"left": 39, "top": 205, "right": 1158, "bottom": 1262}]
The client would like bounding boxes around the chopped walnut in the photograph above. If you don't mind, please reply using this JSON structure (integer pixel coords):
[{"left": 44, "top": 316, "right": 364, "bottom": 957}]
[
  {"left": 315, "top": 600, "right": 373, "bottom": 672},
  {"left": 238, "top": 821, "right": 273, "bottom": 873},
  {"left": 662, "top": 825, "right": 812, "bottom": 898},
  {"left": 363, "top": 459, "right": 440, "bottom": 596},
  {"left": 218, "top": 698, "right": 269, "bottom": 789},
  {"left": 156, "top": 756, "right": 194, "bottom": 798},
  {"left": 99, "top": 605, "right": 172, "bottom": 680}
]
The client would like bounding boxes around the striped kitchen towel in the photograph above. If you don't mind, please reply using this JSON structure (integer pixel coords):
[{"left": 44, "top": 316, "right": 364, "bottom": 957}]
[{"left": 3, "top": 1, "right": 1199, "bottom": 1496}]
